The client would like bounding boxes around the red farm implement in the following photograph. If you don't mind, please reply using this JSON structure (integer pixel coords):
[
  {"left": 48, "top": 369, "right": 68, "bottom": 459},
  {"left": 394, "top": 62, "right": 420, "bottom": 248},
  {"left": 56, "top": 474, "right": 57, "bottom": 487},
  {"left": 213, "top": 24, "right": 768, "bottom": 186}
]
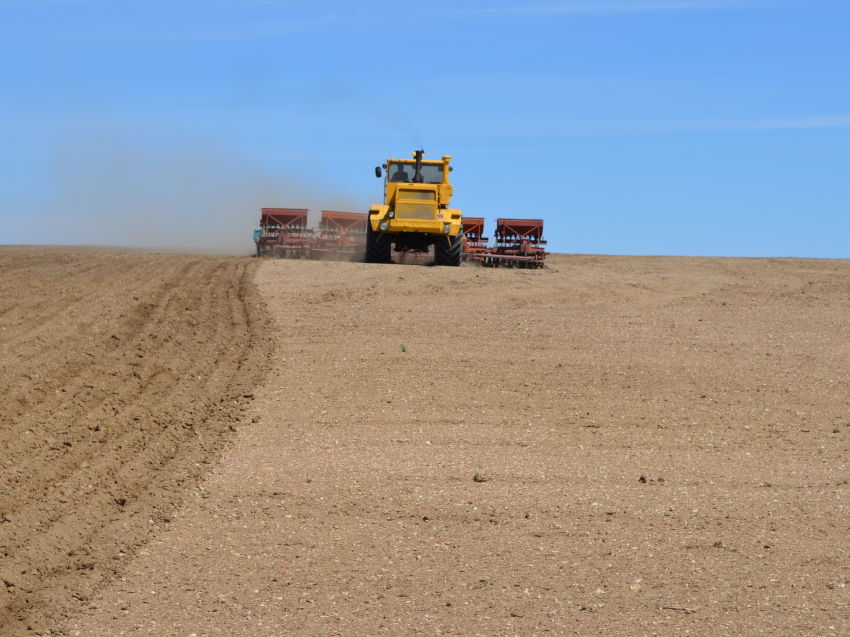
[
  {"left": 462, "top": 218, "right": 548, "bottom": 268},
  {"left": 461, "top": 217, "right": 490, "bottom": 262},
  {"left": 312, "top": 211, "right": 368, "bottom": 259},
  {"left": 255, "top": 209, "right": 548, "bottom": 266},
  {"left": 255, "top": 209, "right": 312, "bottom": 257},
  {"left": 485, "top": 218, "right": 547, "bottom": 268},
  {"left": 254, "top": 209, "right": 368, "bottom": 260}
]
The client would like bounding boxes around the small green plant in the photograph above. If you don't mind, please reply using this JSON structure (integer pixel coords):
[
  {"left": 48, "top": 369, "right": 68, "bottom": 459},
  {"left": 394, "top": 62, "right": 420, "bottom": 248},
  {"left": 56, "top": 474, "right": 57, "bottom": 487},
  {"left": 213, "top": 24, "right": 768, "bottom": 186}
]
[{"left": 399, "top": 343, "right": 407, "bottom": 352}]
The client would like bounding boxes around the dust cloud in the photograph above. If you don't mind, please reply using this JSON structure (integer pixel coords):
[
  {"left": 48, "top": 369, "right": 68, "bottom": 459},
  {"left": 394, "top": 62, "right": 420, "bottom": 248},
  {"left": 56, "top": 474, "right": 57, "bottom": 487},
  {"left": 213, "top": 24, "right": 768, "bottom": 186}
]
[{"left": 39, "top": 137, "right": 364, "bottom": 255}]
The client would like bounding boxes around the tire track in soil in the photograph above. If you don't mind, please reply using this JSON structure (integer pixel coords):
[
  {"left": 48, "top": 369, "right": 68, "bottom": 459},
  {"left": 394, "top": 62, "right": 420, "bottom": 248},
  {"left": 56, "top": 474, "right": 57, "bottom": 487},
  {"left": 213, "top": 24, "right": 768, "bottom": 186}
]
[{"left": 0, "top": 248, "right": 274, "bottom": 636}]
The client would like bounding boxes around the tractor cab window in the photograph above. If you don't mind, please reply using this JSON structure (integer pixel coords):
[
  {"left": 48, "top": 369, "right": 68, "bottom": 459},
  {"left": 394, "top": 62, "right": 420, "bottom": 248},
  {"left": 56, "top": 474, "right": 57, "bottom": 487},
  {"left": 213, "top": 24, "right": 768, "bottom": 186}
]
[
  {"left": 388, "top": 163, "right": 412, "bottom": 182},
  {"left": 387, "top": 162, "right": 444, "bottom": 184}
]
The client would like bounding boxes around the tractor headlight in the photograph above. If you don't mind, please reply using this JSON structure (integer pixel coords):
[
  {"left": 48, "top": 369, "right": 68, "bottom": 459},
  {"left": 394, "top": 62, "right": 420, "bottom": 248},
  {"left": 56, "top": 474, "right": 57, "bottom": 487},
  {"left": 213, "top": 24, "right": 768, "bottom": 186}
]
[
  {"left": 388, "top": 211, "right": 395, "bottom": 218},
  {"left": 443, "top": 223, "right": 451, "bottom": 234},
  {"left": 379, "top": 221, "right": 388, "bottom": 231}
]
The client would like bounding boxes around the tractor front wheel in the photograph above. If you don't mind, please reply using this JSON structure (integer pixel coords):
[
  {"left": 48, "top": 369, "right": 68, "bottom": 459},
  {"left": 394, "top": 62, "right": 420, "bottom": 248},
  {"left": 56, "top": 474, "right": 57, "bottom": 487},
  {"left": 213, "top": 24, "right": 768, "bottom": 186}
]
[
  {"left": 365, "top": 225, "right": 392, "bottom": 264},
  {"left": 434, "top": 233, "right": 463, "bottom": 267}
]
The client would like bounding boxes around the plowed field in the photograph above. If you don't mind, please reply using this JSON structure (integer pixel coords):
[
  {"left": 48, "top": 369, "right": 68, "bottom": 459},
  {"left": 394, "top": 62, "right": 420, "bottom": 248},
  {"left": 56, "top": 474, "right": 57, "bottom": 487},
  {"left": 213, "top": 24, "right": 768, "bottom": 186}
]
[
  {"left": 1, "top": 248, "right": 849, "bottom": 636},
  {"left": 0, "top": 248, "right": 273, "bottom": 635}
]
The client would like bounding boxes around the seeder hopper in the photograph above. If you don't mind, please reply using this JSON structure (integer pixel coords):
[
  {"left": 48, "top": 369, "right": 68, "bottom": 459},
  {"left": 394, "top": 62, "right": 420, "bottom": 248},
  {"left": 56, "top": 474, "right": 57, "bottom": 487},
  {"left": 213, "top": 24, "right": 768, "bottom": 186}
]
[
  {"left": 254, "top": 209, "right": 368, "bottom": 260},
  {"left": 254, "top": 209, "right": 312, "bottom": 258},
  {"left": 461, "top": 217, "right": 490, "bottom": 258},
  {"left": 312, "top": 211, "right": 368, "bottom": 258},
  {"left": 462, "top": 218, "right": 548, "bottom": 268}
]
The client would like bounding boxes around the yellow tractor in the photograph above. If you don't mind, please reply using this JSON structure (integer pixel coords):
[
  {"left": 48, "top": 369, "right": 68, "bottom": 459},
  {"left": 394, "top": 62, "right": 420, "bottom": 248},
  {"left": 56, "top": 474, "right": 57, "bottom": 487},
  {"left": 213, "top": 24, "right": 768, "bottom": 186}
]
[{"left": 367, "top": 151, "right": 463, "bottom": 266}]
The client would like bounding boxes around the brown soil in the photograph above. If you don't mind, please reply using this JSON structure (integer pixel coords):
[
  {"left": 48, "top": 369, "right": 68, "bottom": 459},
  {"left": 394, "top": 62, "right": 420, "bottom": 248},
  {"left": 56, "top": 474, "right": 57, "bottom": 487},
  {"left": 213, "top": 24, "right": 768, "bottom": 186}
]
[
  {"left": 1, "top": 249, "right": 848, "bottom": 636},
  {"left": 0, "top": 247, "right": 273, "bottom": 635}
]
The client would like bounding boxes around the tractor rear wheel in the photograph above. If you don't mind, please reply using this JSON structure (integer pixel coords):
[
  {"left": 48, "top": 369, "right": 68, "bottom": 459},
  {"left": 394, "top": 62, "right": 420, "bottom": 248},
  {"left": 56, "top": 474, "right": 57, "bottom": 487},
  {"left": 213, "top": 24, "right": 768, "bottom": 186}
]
[
  {"left": 434, "top": 233, "right": 463, "bottom": 267},
  {"left": 365, "top": 225, "right": 392, "bottom": 264}
]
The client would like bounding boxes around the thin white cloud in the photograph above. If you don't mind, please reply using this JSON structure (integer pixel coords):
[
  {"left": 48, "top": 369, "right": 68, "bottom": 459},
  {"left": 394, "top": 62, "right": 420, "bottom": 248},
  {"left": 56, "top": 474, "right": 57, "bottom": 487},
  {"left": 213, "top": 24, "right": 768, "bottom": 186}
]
[
  {"left": 0, "top": 0, "right": 744, "bottom": 6},
  {"left": 9, "top": 108, "right": 846, "bottom": 140},
  {"left": 635, "top": 114, "right": 850, "bottom": 133},
  {"left": 432, "top": 0, "right": 748, "bottom": 19},
  {"left": 423, "top": 113, "right": 850, "bottom": 138},
  {"left": 0, "top": 0, "right": 753, "bottom": 46},
  {"left": 719, "top": 115, "right": 850, "bottom": 130},
  {"left": 459, "top": 114, "right": 850, "bottom": 153}
]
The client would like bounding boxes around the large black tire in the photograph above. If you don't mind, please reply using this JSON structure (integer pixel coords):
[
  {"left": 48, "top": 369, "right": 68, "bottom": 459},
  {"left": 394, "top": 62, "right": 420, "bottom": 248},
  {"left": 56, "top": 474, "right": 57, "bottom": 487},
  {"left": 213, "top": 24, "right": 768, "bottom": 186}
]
[
  {"left": 434, "top": 233, "right": 463, "bottom": 267},
  {"left": 365, "top": 225, "right": 392, "bottom": 264}
]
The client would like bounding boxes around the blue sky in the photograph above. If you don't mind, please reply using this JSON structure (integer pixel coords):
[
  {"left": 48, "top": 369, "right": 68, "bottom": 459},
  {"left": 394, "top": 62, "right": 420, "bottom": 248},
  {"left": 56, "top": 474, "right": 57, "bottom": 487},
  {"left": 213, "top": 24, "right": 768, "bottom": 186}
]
[{"left": 0, "top": 0, "right": 848, "bottom": 256}]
